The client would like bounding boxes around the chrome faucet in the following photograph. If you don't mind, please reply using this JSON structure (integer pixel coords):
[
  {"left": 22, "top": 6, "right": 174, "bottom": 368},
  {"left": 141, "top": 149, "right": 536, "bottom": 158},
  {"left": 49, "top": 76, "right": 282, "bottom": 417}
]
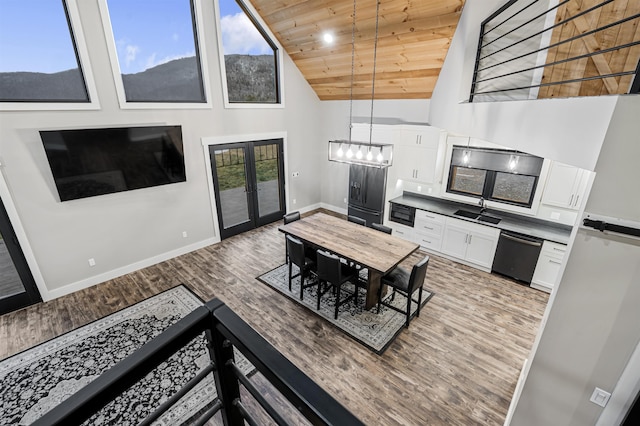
[{"left": 478, "top": 197, "right": 486, "bottom": 213}]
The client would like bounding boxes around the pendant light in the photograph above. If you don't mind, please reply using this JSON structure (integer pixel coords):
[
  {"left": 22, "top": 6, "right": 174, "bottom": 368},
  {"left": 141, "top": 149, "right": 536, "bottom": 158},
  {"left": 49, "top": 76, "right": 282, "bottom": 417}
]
[{"left": 328, "top": 0, "right": 393, "bottom": 168}]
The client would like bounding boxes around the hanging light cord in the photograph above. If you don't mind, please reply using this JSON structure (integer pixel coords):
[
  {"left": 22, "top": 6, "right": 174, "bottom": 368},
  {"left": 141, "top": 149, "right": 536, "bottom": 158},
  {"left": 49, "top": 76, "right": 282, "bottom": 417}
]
[
  {"left": 369, "top": 0, "right": 380, "bottom": 145},
  {"left": 348, "top": 0, "right": 356, "bottom": 142}
]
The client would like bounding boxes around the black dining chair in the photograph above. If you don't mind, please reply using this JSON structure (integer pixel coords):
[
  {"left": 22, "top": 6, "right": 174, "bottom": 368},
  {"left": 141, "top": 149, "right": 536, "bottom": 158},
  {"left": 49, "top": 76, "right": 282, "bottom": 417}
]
[
  {"left": 316, "top": 250, "right": 360, "bottom": 319},
  {"left": 283, "top": 211, "right": 301, "bottom": 263},
  {"left": 371, "top": 222, "right": 392, "bottom": 234},
  {"left": 286, "top": 235, "right": 316, "bottom": 299},
  {"left": 347, "top": 215, "right": 366, "bottom": 226},
  {"left": 377, "top": 255, "right": 429, "bottom": 328}
]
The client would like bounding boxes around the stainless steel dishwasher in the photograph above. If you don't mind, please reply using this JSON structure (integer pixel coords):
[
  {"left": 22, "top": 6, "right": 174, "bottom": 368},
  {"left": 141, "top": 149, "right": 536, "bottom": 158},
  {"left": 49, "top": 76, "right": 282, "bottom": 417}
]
[{"left": 491, "top": 231, "right": 543, "bottom": 284}]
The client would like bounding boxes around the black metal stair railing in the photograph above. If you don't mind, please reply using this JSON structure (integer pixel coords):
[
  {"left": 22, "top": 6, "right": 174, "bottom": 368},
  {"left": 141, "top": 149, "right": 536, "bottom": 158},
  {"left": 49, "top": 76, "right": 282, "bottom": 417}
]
[{"left": 31, "top": 298, "right": 365, "bottom": 426}]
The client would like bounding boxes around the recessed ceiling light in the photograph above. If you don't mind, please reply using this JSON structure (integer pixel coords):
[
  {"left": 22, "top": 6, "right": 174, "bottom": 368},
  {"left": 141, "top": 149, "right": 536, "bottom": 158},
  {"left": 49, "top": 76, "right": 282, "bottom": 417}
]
[{"left": 323, "top": 32, "right": 334, "bottom": 44}]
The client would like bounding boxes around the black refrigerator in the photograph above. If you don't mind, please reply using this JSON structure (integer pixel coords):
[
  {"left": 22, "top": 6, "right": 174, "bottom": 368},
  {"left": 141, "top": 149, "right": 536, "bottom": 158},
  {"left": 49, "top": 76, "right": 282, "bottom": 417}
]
[{"left": 347, "top": 164, "right": 388, "bottom": 226}]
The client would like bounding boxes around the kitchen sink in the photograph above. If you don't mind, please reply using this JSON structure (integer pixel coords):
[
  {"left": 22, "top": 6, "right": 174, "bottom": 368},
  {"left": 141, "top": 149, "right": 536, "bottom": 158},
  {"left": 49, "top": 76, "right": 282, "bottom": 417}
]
[
  {"left": 477, "top": 215, "right": 501, "bottom": 224},
  {"left": 454, "top": 209, "right": 502, "bottom": 224},
  {"left": 454, "top": 209, "right": 480, "bottom": 219}
]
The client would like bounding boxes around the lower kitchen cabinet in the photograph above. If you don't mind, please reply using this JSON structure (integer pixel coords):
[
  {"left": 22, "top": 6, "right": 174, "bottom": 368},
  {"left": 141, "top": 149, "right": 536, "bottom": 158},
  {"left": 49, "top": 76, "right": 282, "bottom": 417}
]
[
  {"left": 531, "top": 241, "right": 567, "bottom": 292},
  {"left": 441, "top": 217, "right": 500, "bottom": 270},
  {"left": 390, "top": 222, "right": 414, "bottom": 241},
  {"left": 413, "top": 210, "right": 445, "bottom": 251}
]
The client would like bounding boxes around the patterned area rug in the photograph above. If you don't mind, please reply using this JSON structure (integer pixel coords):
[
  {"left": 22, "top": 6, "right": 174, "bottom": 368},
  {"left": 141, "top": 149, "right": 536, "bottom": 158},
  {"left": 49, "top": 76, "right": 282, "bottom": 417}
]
[
  {"left": 257, "top": 264, "right": 433, "bottom": 354},
  {"left": 0, "top": 285, "right": 253, "bottom": 425}
]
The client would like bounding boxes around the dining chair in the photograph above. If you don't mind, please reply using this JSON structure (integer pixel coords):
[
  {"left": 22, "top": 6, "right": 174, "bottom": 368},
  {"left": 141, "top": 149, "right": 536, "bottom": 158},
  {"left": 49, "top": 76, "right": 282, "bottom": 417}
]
[
  {"left": 371, "top": 222, "right": 392, "bottom": 234},
  {"left": 377, "top": 255, "right": 429, "bottom": 328},
  {"left": 316, "top": 250, "right": 360, "bottom": 319},
  {"left": 283, "top": 211, "right": 301, "bottom": 263},
  {"left": 286, "top": 235, "right": 316, "bottom": 299},
  {"left": 347, "top": 215, "right": 366, "bottom": 226}
]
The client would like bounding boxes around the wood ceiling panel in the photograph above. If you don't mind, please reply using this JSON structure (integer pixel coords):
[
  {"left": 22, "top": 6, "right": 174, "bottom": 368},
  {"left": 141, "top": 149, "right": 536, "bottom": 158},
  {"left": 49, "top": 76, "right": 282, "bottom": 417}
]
[{"left": 247, "top": 0, "right": 465, "bottom": 100}]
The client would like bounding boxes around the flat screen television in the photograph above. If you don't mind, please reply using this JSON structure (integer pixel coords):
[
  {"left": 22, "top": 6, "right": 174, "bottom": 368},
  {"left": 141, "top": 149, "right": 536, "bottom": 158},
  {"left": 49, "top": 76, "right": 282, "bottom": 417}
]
[{"left": 40, "top": 125, "right": 186, "bottom": 201}]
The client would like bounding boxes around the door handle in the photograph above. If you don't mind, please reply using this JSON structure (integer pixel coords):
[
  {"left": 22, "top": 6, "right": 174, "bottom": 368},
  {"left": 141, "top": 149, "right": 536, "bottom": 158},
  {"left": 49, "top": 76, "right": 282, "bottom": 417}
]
[
  {"left": 502, "top": 234, "right": 542, "bottom": 247},
  {"left": 468, "top": 234, "right": 472, "bottom": 244}
]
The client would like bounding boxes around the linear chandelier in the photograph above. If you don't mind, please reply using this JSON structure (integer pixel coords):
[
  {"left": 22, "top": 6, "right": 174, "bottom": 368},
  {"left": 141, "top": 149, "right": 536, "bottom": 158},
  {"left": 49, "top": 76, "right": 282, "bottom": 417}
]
[{"left": 328, "top": 0, "right": 393, "bottom": 169}]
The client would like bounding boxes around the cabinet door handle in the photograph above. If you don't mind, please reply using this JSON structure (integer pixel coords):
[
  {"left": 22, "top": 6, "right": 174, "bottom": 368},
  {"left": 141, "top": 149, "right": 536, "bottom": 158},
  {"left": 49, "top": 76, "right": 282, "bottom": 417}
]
[
  {"left": 574, "top": 195, "right": 580, "bottom": 207},
  {"left": 549, "top": 260, "right": 562, "bottom": 265},
  {"left": 468, "top": 234, "right": 472, "bottom": 244},
  {"left": 464, "top": 234, "right": 468, "bottom": 244},
  {"left": 569, "top": 194, "right": 574, "bottom": 206},
  {"left": 552, "top": 247, "right": 566, "bottom": 252},
  {"left": 423, "top": 226, "right": 433, "bottom": 230}
]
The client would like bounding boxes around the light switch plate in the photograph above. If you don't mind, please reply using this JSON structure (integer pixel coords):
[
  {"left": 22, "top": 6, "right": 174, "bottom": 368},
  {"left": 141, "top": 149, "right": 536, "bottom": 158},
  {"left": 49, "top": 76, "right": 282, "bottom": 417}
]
[{"left": 589, "top": 387, "right": 611, "bottom": 407}]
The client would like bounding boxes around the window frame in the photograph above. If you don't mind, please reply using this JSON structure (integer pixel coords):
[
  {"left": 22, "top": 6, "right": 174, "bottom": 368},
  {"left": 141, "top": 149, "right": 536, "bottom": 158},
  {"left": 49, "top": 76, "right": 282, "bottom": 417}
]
[
  {"left": 0, "top": 0, "right": 100, "bottom": 112},
  {"left": 446, "top": 165, "right": 539, "bottom": 208},
  {"left": 214, "top": 0, "right": 285, "bottom": 109},
  {"left": 98, "top": 0, "right": 212, "bottom": 109}
]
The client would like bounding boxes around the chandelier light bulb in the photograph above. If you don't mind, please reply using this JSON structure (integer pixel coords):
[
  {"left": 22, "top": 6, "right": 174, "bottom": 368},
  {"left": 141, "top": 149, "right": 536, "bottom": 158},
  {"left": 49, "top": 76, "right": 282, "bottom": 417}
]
[
  {"left": 463, "top": 150, "right": 470, "bottom": 164},
  {"left": 356, "top": 146, "right": 363, "bottom": 159},
  {"left": 336, "top": 144, "right": 344, "bottom": 157},
  {"left": 377, "top": 149, "right": 384, "bottom": 163},
  {"left": 346, "top": 145, "right": 354, "bottom": 158},
  {"left": 366, "top": 148, "right": 373, "bottom": 161}
]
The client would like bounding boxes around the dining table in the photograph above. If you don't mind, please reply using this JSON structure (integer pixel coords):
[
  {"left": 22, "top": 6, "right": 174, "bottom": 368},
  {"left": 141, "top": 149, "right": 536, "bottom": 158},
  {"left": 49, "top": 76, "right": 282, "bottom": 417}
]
[{"left": 278, "top": 212, "right": 420, "bottom": 310}]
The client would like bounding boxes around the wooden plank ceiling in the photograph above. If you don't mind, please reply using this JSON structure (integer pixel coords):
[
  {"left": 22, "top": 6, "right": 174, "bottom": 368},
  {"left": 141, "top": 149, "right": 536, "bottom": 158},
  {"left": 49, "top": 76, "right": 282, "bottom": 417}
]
[{"left": 247, "top": 0, "right": 466, "bottom": 100}]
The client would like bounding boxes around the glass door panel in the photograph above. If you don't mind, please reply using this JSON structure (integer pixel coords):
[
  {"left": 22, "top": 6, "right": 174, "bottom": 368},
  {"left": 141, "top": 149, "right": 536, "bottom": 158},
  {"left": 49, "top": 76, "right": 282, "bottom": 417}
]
[
  {"left": 253, "top": 141, "right": 284, "bottom": 225},
  {"left": 210, "top": 145, "right": 254, "bottom": 239},
  {"left": 0, "top": 197, "right": 41, "bottom": 315}
]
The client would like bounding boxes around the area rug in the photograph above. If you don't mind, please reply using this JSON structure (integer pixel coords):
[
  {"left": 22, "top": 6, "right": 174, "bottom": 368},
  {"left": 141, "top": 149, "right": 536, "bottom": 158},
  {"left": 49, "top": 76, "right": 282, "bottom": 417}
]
[
  {"left": 0, "top": 285, "right": 254, "bottom": 425},
  {"left": 257, "top": 264, "right": 433, "bottom": 354}
]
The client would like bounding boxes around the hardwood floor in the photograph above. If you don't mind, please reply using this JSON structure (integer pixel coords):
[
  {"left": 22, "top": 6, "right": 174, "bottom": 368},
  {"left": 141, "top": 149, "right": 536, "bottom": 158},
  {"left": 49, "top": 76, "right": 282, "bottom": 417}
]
[{"left": 0, "top": 210, "right": 549, "bottom": 425}]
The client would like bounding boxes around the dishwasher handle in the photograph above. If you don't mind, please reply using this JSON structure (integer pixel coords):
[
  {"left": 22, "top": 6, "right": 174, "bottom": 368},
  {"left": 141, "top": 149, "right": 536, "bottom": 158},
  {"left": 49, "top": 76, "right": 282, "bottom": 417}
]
[{"left": 502, "top": 233, "right": 542, "bottom": 247}]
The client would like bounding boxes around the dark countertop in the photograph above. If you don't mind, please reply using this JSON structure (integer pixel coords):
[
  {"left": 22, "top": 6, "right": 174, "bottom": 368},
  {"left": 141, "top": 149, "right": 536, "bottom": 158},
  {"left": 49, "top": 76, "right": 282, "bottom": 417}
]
[{"left": 390, "top": 193, "right": 572, "bottom": 245}]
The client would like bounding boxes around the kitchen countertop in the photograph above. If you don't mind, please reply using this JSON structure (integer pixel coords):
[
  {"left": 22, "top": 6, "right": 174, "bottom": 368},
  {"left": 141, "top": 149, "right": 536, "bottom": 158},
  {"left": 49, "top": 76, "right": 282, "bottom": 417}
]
[{"left": 389, "top": 193, "right": 572, "bottom": 245}]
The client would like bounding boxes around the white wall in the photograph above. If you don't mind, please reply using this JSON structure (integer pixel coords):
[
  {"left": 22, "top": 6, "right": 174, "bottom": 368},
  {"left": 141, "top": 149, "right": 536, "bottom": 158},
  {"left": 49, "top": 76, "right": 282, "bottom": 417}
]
[
  {"left": 428, "top": 0, "right": 617, "bottom": 172},
  {"left": 510, "top": 95, "right": 640, "bottom": 426},
  {"left": 0, "top": 0, "right": 322, "bottom": 298}
]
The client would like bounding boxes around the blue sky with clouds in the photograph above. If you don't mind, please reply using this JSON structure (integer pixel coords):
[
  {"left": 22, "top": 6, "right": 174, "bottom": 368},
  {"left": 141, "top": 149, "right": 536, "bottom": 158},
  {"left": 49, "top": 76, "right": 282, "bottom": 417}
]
[{"left": 0, "top": 0, "right": 272, "bottom": 74}]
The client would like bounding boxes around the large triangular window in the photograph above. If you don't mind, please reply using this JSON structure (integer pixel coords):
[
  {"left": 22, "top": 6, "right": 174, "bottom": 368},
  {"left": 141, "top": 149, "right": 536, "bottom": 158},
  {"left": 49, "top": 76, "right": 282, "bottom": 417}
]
[
  {"left": 216, "top": 0, "right": 281, "bottom": 105},
  {"left": 0, "top": 0, "right": 98, "bottom": 110},
  {"left": 99, "top": 0, "right": 209, "bottom": 107}
]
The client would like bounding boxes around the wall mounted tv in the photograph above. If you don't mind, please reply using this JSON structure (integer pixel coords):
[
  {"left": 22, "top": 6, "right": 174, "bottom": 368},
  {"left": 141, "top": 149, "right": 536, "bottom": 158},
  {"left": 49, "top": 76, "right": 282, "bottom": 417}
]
[{"left": 40, "top": 125, "right": 186, "bottom": 201}]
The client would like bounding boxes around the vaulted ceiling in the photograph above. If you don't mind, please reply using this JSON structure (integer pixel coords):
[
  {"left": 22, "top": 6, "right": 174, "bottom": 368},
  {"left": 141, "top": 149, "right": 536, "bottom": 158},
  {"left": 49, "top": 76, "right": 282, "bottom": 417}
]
[{"left": 248, "top": 0, "right": 466, "bottom": 100}]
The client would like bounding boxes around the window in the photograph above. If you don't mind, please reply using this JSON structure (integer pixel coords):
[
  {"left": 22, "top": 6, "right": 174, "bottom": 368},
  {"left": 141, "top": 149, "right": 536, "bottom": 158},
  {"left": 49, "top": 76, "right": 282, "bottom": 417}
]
[
  {"left": 216, "top": 0, "right": 280, "bottom": 105},
  {"left": 0, "top": 0, "right": 95, "bottom": 107},
  {"left": 447, "top": 147, "right": 543, "bottom": 208},
  {"left": 100, "top": 0, "right": 207, "bottom": 105}
]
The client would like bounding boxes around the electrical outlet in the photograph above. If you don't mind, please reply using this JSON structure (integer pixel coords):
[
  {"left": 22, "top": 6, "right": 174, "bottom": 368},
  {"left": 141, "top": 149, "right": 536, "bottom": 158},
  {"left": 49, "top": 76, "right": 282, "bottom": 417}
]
[
  {"left": 590, "top": 387, "right": 611, "bottom": 407},
  {"left": 343, "top": 197, "right": 347, "bottom": 203},
  {"left": 292, "top": 171, "right": 300, "bottom": 177},
  {"left": 88, "top": 258, "right": 96, "bottom": 267},
  {"left": 293, "top": 198, "right": 296, "bottom": 204},
  {"left": 417, "top": 186, "right": 422, "bottom": 192},
  {"left": 182, "top": 231, "right": 188, "bottom": 238}
]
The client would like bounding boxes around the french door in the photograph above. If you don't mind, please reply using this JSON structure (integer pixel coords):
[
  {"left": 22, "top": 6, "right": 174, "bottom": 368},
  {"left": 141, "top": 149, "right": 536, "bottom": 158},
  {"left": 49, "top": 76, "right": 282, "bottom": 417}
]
[
  {"left": 0, "top": 196, "right": 41, "bottom": 315},
  {"left": 209, "top": 138, "right": 285, "bottom": 239}
]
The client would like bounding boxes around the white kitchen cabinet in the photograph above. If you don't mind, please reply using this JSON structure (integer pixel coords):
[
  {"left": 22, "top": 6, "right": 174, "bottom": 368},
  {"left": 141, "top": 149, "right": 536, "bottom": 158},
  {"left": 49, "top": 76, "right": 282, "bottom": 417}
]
[
  {"left": 531, "top": 241, "right": 567, "bottom": 292},
  {"left": 441, "top": 217, "right": 500, "bottom": 269},
  {"left": 389, "top": 221, "right": 414, "bottom": 242},
  {"left": 349, "top": 123, "right": 395, "bottom": 144},
  {"left": 413, "top": 210, "right": 445, "bottom": 251},
  {"left": 395, "top": 125, "right": 442, "bottom": 183},
  {"left": 541, "top": 161, "right": 590, "bottom": 210}
]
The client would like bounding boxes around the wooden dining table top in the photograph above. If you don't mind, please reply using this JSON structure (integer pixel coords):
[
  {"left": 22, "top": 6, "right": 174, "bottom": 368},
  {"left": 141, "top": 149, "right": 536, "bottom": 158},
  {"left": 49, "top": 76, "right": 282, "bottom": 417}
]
[{"left": 278, "top": 212, "right": 419, "bottom": 274}]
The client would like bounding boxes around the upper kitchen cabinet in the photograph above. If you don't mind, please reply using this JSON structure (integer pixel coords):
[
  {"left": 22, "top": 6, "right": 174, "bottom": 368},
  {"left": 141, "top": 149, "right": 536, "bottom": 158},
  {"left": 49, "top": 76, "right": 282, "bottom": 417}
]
[
  {"left": 396, "top": 125, "right": 444, "bottom": 184},
  {"left": 541, "top": 161, "right": 591, "bottom": 211},
  {"left": 350, "top": 123, "right": 395, "bottom": 144}
]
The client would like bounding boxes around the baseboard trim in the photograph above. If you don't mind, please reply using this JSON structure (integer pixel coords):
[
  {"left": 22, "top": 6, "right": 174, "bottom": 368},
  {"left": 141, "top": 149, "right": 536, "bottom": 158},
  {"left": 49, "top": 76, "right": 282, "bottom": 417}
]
[{"left": 44, "top": 237, "right": 218, "bottom": 301}]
